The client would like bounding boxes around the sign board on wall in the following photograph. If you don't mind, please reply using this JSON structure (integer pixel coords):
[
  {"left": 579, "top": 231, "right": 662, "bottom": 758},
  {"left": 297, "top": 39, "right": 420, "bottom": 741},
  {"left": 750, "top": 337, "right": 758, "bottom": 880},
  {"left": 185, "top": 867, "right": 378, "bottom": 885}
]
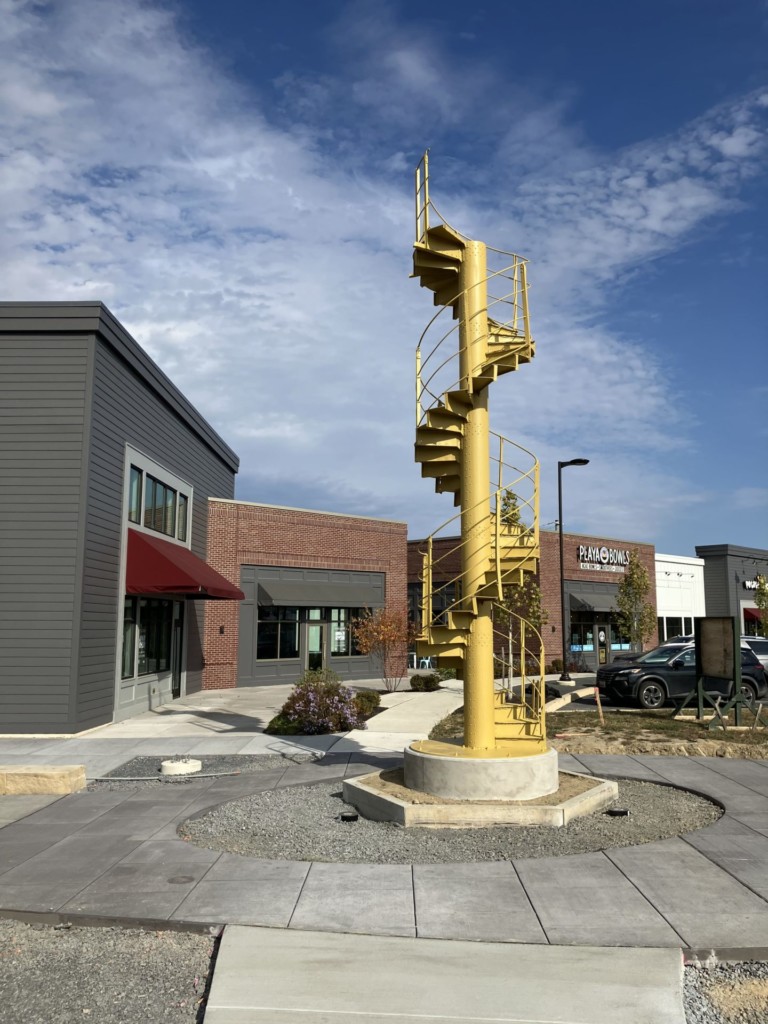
[{"left": 577, "top": 545, "right": 631, "bottom": 573}]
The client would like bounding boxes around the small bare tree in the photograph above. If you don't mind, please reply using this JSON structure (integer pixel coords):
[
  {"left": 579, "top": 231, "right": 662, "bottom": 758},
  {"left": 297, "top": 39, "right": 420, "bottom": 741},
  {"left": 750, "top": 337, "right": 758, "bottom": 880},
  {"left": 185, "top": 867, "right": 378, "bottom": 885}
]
[
  {"left": 351, "top": 608, "right": 415, "bottom": 692},
  {"left": 616, "top": 549, "right": 657, "bottom": 651},
  {"left": 755, "top": 575, "right": 768, "bottom": 635}
]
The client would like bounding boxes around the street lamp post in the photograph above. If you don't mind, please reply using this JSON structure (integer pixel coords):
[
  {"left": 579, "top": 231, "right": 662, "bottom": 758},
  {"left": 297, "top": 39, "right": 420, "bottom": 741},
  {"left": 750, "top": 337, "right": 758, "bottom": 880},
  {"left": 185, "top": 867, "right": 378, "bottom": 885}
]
[{"left": 558, "top": 459, "right": 590, "bottom": 682}]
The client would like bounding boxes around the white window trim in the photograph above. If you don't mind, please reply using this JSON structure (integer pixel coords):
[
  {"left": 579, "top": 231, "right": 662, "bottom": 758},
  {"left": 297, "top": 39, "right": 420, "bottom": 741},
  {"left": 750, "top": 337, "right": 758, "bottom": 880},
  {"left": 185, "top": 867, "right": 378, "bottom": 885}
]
[
  {"left": 124, "top": 445, "right": 194, "bottom": 549},
  {"left": 113, "top": 445, "right": 192, "bottom": 716}
]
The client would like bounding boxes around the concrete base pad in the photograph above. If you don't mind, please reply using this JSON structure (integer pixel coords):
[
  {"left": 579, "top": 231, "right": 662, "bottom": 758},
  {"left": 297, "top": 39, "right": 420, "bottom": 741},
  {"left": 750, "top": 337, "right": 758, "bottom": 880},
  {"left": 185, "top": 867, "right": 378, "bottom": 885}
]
[
  {"left": 344, "top": 769, "right": 618, "bottom": 827},
  {"left": 0, "top": 764, "right": 86, "bottom": 795},
  {"left": 405, "top": 743, "right": 558, "bottom": 800}
]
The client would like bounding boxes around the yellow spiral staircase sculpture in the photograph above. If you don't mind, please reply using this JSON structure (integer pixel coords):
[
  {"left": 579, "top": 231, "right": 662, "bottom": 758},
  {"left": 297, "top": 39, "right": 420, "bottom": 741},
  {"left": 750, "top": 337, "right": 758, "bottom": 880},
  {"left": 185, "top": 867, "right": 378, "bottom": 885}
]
[{"left": 412, "top": 153, "right": 546, "bottom": 757}]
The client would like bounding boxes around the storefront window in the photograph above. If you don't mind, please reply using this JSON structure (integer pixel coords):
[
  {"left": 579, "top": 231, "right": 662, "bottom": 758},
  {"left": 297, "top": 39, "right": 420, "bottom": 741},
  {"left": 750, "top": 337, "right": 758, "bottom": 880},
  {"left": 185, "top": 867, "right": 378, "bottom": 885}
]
[
  {"left": 330, "top": 608, "right": 364, "bottom": 657},
  {"left": 122, "top": 597, "right": 137, "bottom": 678},
  {"left": 122, "top": 598, "right": 173, "bottom": 678},
  {"left": 137, "top": 598, "right": 173, "bottom": 674},
  {"left": 177, "top": 494, "right": 188, "bottom": 542},
  {"left": 128, "top": 467, "right": 142, "bottom": 524},
  {"left": 665, "top": 616, "right": 683, "bottom": 640},
  {"left": 256, "top": 606, "right": 299, "bottom": 660},
  {"left": 569, "top": 624, "right": 594, "bottom": 652}
]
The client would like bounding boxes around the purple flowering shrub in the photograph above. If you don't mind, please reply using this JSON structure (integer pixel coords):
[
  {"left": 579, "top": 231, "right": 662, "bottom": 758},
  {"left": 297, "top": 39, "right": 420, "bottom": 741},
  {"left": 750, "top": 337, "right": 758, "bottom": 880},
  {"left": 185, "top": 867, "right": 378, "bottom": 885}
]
[{"left": 278, "top": 670, "right": 365, "bottom": 734}]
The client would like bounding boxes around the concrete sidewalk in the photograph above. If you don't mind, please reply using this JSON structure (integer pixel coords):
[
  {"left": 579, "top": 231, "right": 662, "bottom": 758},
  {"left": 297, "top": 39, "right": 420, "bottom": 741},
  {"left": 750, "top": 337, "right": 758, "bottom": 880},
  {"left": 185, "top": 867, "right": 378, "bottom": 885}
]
[
  {"left": 0, "top": 678, "right": 465, "bottom": 783},
  {"left": 205, "top": 928, "right": 685, "bottom": 1024},
  {"left": 2, "top": 680, "right": 766, "bottom": 1024},
  {"left": 3, "top": 751, "right": 768, "bottom": 954}
]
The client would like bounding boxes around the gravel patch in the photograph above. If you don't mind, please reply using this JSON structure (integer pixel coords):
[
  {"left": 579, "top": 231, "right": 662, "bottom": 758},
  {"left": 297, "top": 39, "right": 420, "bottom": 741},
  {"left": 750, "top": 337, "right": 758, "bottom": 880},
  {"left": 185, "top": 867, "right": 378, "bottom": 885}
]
[
  {"left": 88, "top": 753, "right": 317, "bottom": 790},
  {"left": 179, "top": 777, "right": 722, "bottom": 863},
  {"left": 0, "top": 920, "right": 216, "bottom": 1024},
  {"left": 685, "top": 959, "right": 768, "bottom": 1023},
  {"left": 3, "top": 919, "right": 765, "bottom": 1024}
]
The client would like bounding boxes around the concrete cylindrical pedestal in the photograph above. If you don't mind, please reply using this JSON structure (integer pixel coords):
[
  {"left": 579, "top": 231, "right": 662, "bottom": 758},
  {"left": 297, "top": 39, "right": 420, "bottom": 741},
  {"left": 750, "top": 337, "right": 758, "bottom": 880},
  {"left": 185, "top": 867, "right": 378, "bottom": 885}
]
[{"left": 404, "top": 745, "right": 558, "bottom": 802}]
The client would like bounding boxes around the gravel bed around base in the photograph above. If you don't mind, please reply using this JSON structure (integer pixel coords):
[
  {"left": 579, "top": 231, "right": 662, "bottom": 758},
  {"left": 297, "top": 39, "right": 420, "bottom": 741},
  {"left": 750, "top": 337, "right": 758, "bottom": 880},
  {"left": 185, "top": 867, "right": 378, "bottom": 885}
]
[
  {"left": 179, "top": 777, "right": 722, "bottom": 863},
  {"left": 684, "top": 959, "right": 768, "bottom": 1023},
  {"left": 88, "top": 753, "right": 317, "bottom": 789},
  {"left": 0, "top": 920, "right": 216, "bottom": 1024}
]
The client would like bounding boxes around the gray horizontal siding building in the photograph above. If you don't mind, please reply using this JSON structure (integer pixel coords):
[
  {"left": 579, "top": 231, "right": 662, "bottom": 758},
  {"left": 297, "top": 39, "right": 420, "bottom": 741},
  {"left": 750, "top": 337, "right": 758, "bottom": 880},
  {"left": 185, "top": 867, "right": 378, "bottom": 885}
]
[
  {"left": 695, "top": 543, "right": 768, "bottom": 635},
  {"left": 0, "top": 302, "right": 240, "bottom": 734}
]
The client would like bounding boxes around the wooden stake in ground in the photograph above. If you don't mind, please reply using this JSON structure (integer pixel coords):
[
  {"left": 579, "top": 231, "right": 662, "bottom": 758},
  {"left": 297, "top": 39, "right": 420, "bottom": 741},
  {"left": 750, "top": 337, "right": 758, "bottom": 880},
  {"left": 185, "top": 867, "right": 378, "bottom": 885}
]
[{"left": 594, "top": 687, "right": 605, "bottom": 726}]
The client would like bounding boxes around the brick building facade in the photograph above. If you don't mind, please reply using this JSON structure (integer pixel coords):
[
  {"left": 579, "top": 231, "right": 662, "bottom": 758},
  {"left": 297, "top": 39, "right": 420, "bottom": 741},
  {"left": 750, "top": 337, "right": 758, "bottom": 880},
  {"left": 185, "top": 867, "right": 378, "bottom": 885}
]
[
  {"left": 204, "top": 501, "right": 408, "bottom": 688},
  {"left": 540, "top": 530, "right": 656, "bottom": 670},
  {"left": 408, "top": 530, "right": 657, "bottom": 672}
]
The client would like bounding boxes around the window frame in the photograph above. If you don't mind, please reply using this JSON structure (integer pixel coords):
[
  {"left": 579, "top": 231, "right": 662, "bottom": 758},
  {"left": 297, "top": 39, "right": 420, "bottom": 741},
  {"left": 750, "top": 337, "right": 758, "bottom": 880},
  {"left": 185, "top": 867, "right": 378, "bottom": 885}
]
[{"left": 123, "top": 447, "right": 193, "bottom": 548}]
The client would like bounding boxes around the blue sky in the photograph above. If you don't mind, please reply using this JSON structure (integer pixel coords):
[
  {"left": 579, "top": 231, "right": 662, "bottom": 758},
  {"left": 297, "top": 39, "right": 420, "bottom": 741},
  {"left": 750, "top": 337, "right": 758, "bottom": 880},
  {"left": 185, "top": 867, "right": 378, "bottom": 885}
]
[{"left": 1, "top": 0, "right": 766, "bottom": 554}]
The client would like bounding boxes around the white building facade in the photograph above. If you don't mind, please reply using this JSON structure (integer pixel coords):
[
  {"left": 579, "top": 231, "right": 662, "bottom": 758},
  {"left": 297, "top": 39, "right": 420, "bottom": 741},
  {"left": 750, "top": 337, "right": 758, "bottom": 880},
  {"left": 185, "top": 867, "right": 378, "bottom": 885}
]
[{"left": 655, "top": 553, "right": 706, "bottom": 642}]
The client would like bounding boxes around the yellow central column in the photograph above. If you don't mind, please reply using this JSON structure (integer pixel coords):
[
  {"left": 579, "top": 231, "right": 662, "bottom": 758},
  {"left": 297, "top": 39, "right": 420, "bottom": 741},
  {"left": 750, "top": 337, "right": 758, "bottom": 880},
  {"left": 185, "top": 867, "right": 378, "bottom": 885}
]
[{"left": 459, "top": 240, "right": 495, "bottom": 751}]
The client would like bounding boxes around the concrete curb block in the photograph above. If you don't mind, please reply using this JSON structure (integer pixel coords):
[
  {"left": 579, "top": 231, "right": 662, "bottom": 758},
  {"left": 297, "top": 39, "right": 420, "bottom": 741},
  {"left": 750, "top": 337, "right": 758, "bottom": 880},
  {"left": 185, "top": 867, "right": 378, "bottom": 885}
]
[
  {"left": 0, "top": 764, "right": 86, "bottom": 795},
  {"left": 343, "top": 769, "right": 619, "bottom": 826}
]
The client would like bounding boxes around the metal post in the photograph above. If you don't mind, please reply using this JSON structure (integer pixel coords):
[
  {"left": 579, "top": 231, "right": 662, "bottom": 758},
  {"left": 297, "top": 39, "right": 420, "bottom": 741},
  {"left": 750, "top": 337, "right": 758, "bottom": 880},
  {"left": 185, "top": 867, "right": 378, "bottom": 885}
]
[
  {"left": 459, "top": 240, "right": 495, "bottom": 751},
  {"left": 558, "top": 459, "right": 589, "bottom": 683}
]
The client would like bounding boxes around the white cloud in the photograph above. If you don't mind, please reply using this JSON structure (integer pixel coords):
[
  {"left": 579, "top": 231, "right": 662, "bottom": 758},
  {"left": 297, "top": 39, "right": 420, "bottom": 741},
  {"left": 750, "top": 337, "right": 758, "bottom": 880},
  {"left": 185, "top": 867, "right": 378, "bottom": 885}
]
[{"left": 1, "top": 0, "right": 766, "bottom": 550}]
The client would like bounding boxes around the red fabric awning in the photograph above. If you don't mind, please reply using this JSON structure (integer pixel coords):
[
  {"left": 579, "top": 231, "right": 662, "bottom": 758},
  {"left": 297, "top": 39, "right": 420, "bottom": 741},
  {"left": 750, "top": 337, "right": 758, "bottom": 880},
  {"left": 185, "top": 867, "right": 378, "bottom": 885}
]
[{"left": 126, "top": 529, "right": 244, "bottom": 600}]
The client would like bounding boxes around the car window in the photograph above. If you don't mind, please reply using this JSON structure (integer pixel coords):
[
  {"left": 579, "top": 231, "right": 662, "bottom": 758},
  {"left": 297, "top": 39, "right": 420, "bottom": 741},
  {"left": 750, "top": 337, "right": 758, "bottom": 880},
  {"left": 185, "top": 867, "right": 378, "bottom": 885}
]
[
  {"left": 638, "top": 645, "right": 690, "bottom": 664},
  {"left": 679, "top": 648, "right": 696, "bottom": 667},
  {"left": 747, "top": 639, "right": 768, "bottom": 656}
]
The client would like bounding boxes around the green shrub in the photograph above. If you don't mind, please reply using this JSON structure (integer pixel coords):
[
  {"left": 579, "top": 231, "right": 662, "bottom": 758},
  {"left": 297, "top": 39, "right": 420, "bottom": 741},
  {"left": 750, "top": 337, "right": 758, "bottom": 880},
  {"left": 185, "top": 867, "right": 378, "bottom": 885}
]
[
  {"left": 411, "top": 673, "right": 441, "bottom": 692},
  {"left": 264, "top": 713, "right": 302, "bottom": 735},
  {"left": 434, "top": 667, "right": 456, "bottom": 681},
  {"left": 353, "top": 689, "right": 381, "bottom": 717},
  {"left": 265, "top": 672, "right": 365, "bottom": 735}
]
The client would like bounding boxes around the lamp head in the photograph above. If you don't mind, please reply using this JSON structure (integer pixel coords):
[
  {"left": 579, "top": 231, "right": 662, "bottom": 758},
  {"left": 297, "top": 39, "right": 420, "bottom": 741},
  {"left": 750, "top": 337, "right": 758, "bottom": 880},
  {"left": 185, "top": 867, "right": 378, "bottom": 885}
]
[{"left": 558, "top": 458, "right": 590, "bottom": 469}]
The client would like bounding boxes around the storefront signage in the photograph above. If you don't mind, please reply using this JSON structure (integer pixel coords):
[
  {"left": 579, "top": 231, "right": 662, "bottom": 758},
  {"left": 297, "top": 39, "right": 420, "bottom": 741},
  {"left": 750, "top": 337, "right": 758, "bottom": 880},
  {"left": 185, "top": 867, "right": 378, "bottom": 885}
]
[
  {"left": 578, "top": 544, "right": 630, "bottom": 573},
  {"left": 744, "top": 579, "right": 761, "bottom": 590}
]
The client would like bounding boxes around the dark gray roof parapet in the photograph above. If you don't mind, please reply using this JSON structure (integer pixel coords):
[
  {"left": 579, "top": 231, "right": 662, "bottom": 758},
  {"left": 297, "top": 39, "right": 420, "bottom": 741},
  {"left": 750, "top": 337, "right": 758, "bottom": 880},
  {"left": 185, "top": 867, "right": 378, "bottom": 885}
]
[{"left": 0, "top": 301, "right": 239, "bottom": 472}]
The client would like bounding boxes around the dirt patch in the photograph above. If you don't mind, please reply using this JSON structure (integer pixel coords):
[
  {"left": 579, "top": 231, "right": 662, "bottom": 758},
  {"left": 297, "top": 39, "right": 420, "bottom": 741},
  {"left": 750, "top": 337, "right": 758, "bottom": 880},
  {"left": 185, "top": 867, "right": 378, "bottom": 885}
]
[
  {"left": 706, "top": 976, "right": 768, "bottom": 1021},
  {"left": 549, "top": 733, "right": 768, "bottom": 758},
  {"left": 361, "top": 768, "right": 601, "bottom": 806}
]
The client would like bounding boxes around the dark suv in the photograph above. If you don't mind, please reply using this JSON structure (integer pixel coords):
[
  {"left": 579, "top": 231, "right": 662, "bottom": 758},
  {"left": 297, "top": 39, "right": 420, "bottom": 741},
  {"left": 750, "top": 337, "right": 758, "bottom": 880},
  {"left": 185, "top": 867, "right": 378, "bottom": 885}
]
[
  {"left": 745, "top": 636, "right": 768, "bottom": 672},
  {"left": 596, "top": 644, "right": 768, "bottom": 709}
]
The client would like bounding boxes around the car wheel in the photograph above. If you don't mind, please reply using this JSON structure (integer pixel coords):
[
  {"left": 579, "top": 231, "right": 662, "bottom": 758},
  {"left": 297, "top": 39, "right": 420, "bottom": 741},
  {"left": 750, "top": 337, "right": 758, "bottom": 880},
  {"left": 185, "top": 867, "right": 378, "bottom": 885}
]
[
  {"left": 739, "top": 680, "right": 758, "bottom": 704},
  {"left": 637, "top": 680, "right": 666, "bottom": 709}
]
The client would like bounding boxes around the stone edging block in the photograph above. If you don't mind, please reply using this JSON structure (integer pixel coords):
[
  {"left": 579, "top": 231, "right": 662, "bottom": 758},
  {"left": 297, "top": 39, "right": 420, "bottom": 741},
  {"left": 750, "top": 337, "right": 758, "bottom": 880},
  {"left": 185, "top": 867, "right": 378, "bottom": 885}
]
[{"left": 0, "top": 765, "right": 86, "bottom": 795}]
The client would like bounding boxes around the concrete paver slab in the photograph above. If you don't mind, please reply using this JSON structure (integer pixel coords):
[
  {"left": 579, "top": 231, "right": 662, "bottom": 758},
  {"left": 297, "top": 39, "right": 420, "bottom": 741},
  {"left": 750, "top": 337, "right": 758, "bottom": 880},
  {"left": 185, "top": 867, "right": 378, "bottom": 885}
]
[
  {"left": 14, "top": 788, "right": 133, "bottom": 825},
  {"left": 514, "top": 851, "right": 685, "bottom": 947},
  {"left": 0, "top": 834, "right": 141, "bottom": 887},
  {"left": 204, "top": 927, "right": 686, "bottom": 1024},
  {"left": 413, "top": 861, "right": 547, "bottom": 943},
  {"left": 569, "top": 754, "right": 667, "bottom": 781},
  {"left": 607, "top": 836, "right": 768, "bottom": 950},
  {"left": 683, "top": 829, "right": 768, "bottom": 902},
  {"left": 59, "top": 888, "right": 191, "bottom": 920},
  {"left": 172, "top": 878, "right": 305, "bottom": 928},
  {"left": 0, "top": 794, "right": 60, "bottom": 825},
  {"left": 289, "top": 862, "right": 416, "bottom": 937}
]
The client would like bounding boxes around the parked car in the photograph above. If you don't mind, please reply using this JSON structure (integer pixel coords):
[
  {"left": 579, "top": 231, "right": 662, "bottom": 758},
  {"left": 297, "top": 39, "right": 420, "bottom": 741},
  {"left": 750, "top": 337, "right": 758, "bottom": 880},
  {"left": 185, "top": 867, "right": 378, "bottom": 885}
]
[
  {"left": 744, "top": 636, "right": 768, "bottom": 672},
  {"left": 596, "top": 644, "right": 768, "bottom": 709},
  {"left": 610, "top": 636, "right": 693, "bottom": 665}
]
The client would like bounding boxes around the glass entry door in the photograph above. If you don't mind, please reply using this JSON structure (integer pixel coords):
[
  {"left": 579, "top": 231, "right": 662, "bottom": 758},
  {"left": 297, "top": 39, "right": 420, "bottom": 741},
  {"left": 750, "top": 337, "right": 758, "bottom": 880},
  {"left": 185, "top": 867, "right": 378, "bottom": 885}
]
[
  {"left": 171, "top": 601, "right": 184, "bottom": 698},
  {"left": 596, "top": 623, "right": 608, "bottom": 665},
  {"left": 304, "top": 609, "right": 325, "bottom": 671}
]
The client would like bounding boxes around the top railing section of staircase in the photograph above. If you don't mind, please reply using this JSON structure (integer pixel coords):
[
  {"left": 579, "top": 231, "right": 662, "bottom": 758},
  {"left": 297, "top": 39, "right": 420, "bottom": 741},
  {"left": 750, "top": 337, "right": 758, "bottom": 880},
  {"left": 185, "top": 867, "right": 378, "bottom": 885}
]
[
  {"left": 415, "top": 257, "right": 531, "bottom": 424},
  {"left": 415, "top": 150, "right": 469, "bottom": 249}
]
